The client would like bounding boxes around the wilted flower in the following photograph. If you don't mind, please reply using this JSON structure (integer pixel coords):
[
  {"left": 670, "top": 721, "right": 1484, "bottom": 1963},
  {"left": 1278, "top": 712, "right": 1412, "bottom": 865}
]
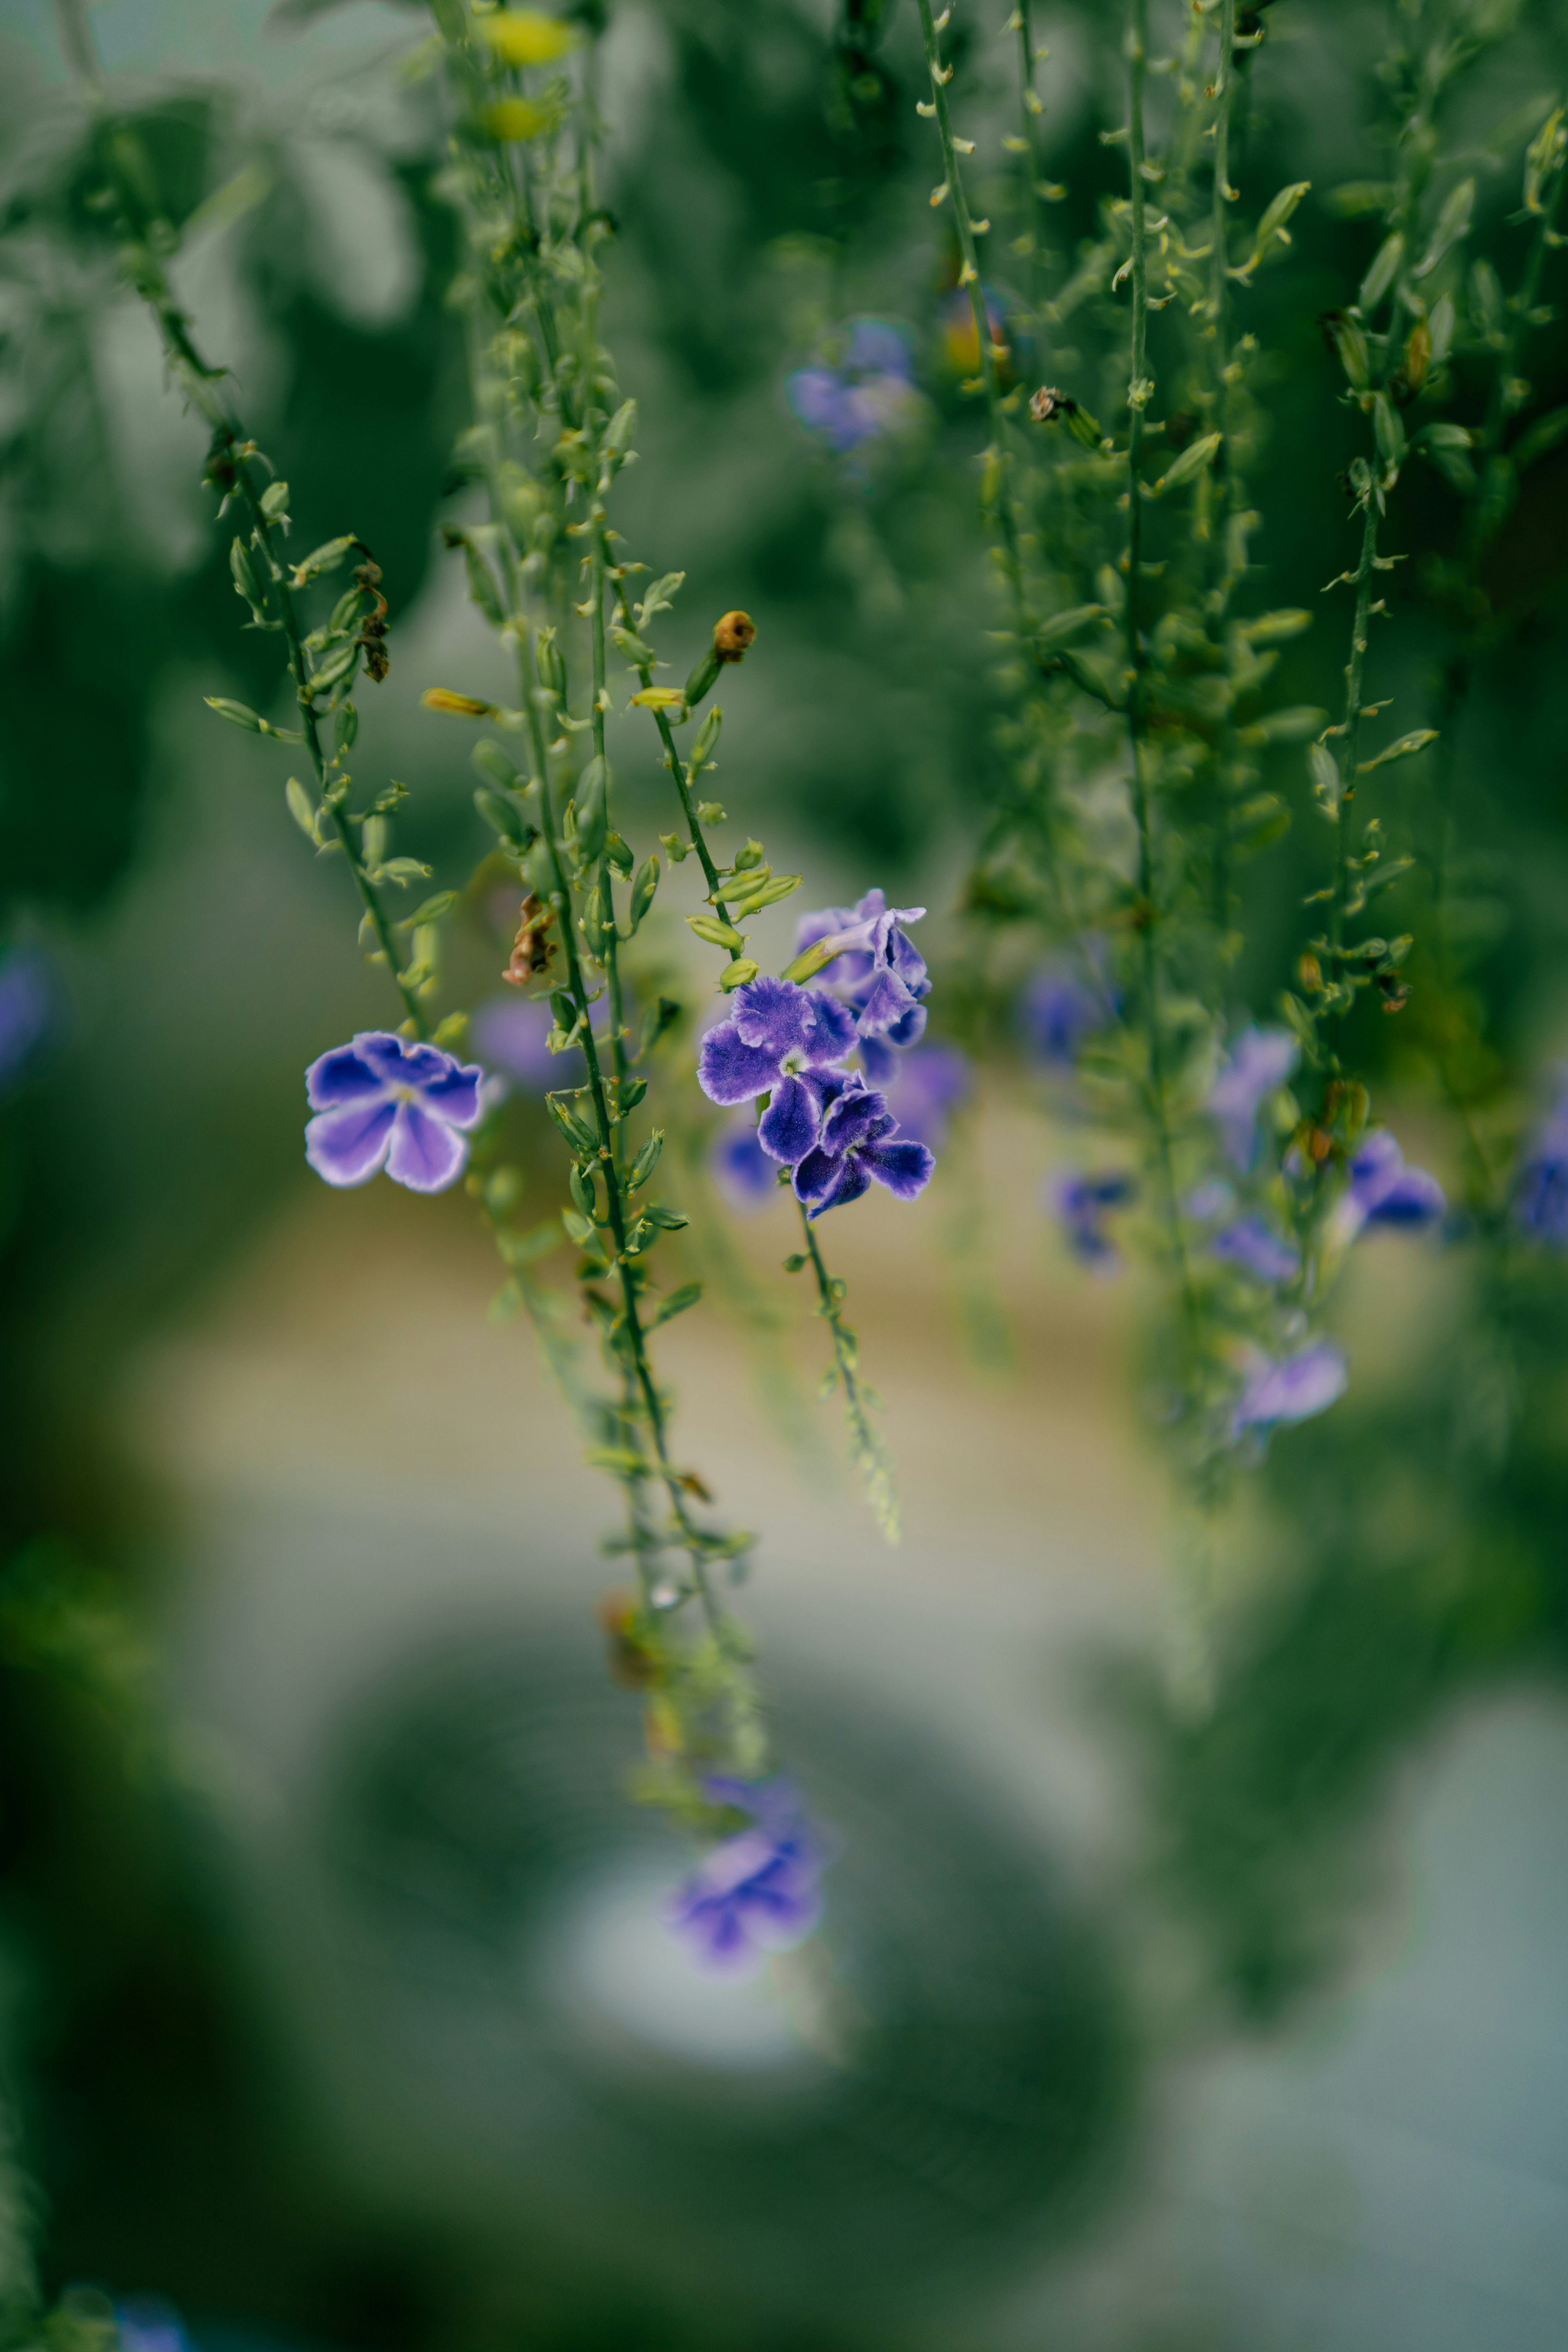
[
  {"left": 1017, "top": 955, "right": 1113, "bottom": 1068},
  {"left": 0, "top": 948, "right": 53, "bottom": 1092},
  {"left": 1212, "top": 1212, "right": 1300, "bottom": 1284},
  {"left": 1051, "top": 1170, "right": 1136, "bottom": 1269},
  {"left": 1332, "top": 1127, "right": 1446, "bottom": 1244},
  {"left": 883, "top": 1041, "right": 971, "bottom": 1150},
  {"left": 1516, "top": 1073, "right": 1568, "bottom": 1244},
  {"left": 668, "top": 1777, "right": 826, "bottom": 1971},
  {"left": 1230, "top": 1341, "right": 1348, "bottom": 1439},
  {"left": 786, "top": 319, "right": 919, "bottom": 455},
  {"left": 697, "top": 976, "right": 857, "bottom": 1162},
  {"left": 792, "top": 1075, "right": 934, "bottom": 1217},
  {"left": 305, "top": 1031, "right": 483, "bottom": 1193},
  {"left": 1207, "top": 1025, "right": 1299, "bottom": 1170},
  {"left": 710, "top": 1115, "right": 778, "bottom": 1212}
]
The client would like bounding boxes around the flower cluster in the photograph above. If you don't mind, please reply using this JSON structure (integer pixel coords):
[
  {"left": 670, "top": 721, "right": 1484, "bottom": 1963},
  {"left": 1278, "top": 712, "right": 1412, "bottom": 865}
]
[
  {"left": 786, "top": 319, "right": 919, "bottom": 456},
  {"left": 667, "top": 1777, "right": 827, "bottom": 1971},
  {"left": 696, "top": 890, "right": 937, "bottom": 1218}
]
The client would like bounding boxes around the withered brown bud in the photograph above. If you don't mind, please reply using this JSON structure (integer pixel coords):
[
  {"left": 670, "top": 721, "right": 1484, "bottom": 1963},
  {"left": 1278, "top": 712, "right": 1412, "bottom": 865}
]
[
  {"left": 595, "top": 1590, "right": 656, "bottom": 1690},
  {"left": 501, "top": 892, "right": 555, "bottom": 983},
  {"left": 713, "top": 610, "right": 756, "bottom": 663},
  {"left": 1029, "top": 384, "right": 1068, "bottom": 423},
  {"left": 354, "top": 546, "right": 390, "bottom": 685}
]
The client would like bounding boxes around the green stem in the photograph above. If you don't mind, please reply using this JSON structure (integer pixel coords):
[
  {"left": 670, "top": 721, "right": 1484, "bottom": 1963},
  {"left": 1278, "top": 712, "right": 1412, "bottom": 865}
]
[
  {"left": 797, "top": 1202, "right": 900, "bottom": 1543},
  {"left": 1326, "top": 498, "right": 1381, "bottom": 1000}
]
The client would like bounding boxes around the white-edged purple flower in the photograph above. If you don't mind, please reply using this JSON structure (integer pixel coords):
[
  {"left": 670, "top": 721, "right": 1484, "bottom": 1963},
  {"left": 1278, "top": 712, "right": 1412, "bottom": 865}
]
[
  {"left": 0, "top": 948, "right": 53, "bottom": 1092},
  {"left": 786, "top": 318, "right": 919, "bottom": 455},
  {"left": 793, "top": 887, "right": 930, "bottom": 1082},
  {"left": 1230, "top": 1341, "right": 1348, "bottom": 1439},
  {"left": 1207, "top": 1025, "right": 1298, "bottom": 1171},
  {"left": 882, "top": 1041, "right": 971, "bottom": 1150},
  {"left": 1516, "top": 1073, "right": 1568, "bottom": 1244},
  {"left": 668, "top": 1776, "right": 827, "bottom": 1971},
  {"left": 1051, "top": 1170, "right": 1136, "bottom": 1269},
  {"left": 1332, "top": 1127, "right": 1446, "bottom": 1244},
  {"left": 304, "top": 1030, "right": 484, "bottom": 1193},
  {"left": 1017, "top": 957, "right": 1114, "bottom": 1068},
  {"left": 697, "top": 975, "right": 858, "bottom": 1163},
  {"left": 710, "top": 1115, "right": 779, "bottom": 1213},
  {"left": 793, "top": 1075, "right": 934, "bottom": 1217},
  {"left": 1211, "top": 1213, "right": 1300, "bottom": 1284}
]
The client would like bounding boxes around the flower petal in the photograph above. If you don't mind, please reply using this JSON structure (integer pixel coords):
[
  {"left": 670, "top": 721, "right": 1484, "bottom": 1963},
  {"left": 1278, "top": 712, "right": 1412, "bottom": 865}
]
[
  {"left": 792, "top": 1145, "right": 845, "bottom": 1206},
  {"left": 386, "top": 1099, "right": 468, "bottom": 1193},
  {"left": 305, "top": 1098, "right": 396, "bottom": 1186},
  {"left": 857, "top": 1032, "right": 898, "bottom": 1087},
  {"left": 804, "top": 1153, "right": 872, "bottom": 1218},
  {"left": 859, "top": 1133, "right": 935, "bottom": 1202},
  {"left": 855, "top": 966, "right": 919, "bottom": 1036},
  {"left": 416, "top": 1059, "right": 485, "bottom": 1129},
  {"left": 758, "top": 1072, "right": 822, "bottom": 1165},
  {"left": 348, "top": 1031, "right": 420, "bottom": 1087},
  {"left": 731, "top": 975, "right": 814, "bottom": 1058},
  {"left": 802, "top": 988, "right": 858, "bottom": 1066},
  {"left": 820, "top": 1084, "right": 895, "bottom": 1157},
  {"left": 305, "top": 1043, "right": 389, "bottom": 1112},
  {"left": 697, "top": 1021, "right": 782, "bottom": 1105}
]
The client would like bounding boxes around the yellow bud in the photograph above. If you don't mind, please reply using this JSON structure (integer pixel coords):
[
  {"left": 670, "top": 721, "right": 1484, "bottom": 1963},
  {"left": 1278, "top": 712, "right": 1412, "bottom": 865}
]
[
  {"left": 474, "top": 9, "right": 577, "bottom": 65},
  {"left": 481, "top": 96, "right": 551, "bottom": 143},
  {"left": 421, "top": 687, "right": 494, "bottom": 716}
]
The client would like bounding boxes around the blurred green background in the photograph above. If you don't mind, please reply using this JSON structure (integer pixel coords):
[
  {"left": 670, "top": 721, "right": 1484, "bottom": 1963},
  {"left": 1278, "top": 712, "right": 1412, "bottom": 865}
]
[{"left": 3, "top": 1, "right": 1568, "bottom": 2346}]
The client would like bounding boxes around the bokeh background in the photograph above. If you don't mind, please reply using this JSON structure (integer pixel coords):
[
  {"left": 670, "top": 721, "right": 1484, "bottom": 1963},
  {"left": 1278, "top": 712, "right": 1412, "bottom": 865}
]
[{"left": 4, "top": 0, "right": 1568, "bottom": 2346}]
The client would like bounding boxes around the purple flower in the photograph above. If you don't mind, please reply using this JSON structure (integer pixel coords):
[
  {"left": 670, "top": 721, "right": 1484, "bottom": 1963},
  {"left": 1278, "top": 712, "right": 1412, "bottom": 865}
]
[
  {"left": 668, "top": 1777, "right": 826, "bottom": 1971},
  {"left": 1207, "top": 1025, "right": 1299, "bottom": 1171},
  {"left": 710, "top": 1115, "right": 780, "bottom": 1213},
  {"left": 304, "top": 1030, "right": 484, "bottom": 1193},
  {"left": 1051, "top": 1170, "right": 1136, "bottom": 1269},
  {"left": 1211, "top": 1212, "right": 1300, "bottom": 1284},
  {"left": 1017, "top": 959, "right": 1111, "bottom": 1069},
  {"left": 792, "top": 1074, "right": 935, "bottom": 1217},
  {"left": 786, "top": 318, "right": 919, "bottom": 454},
  {"left": 1230, "top": 1341, "right": 1348, "bottom": 1439},
  {"left": 0, "top": 949, "right": 53, "bottom": 1091},
  {"left": 471, "top": 994, "right": 581, "bottom": 1090},
  {"left": 1334, "top": 1128, "right": 1446, "bottom": 1243},
  {"left": 882, "top": 1041, "right": 971, "bottom": 1149},
  {"left": 116, "top": 2304, "right": 192, "bottom": 2352},
  {"left": 1516, "top": 1074, "right": 1568, "bottom": 1244},
  {"left": 697, "top": 975, "right": 858, "bottom": 1164},
  {"left": 793, "top": 887, "right": 930, "bottom": 1082}
]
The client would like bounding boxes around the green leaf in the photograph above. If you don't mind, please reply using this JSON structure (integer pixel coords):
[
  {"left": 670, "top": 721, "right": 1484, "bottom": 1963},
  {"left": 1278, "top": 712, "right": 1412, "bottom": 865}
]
[
  {"left": 547, "top": 1096, "right": 597, "bottom": 1155},
  {"left": 259, "top": 479, "right": 291, "bottom": 517},
  {"left": 1154, "top": 431, "right": 1222, "bottom": 494},
  {"left": 1253, "top": 180, "right": 1310, "bottom": 251},
  {"left": 1512, "top": 406, "right": 1568, "bottom": 473},
  {"left": 1238, "top": 609, "right": 1312, "bottom": 646},
  {"left": 460, "top": 535, "right": 506, "bottom": 625},
  {"left": 568, "top": 1163, "right": 597, "bottom": 1220},
  {"left": 1308, "top": 740, "right": 1342, "bottom": 818},
  {"left": 717, "top": 959, "right": 760, "bottom": 991},
  {"left": 372, "top": 856, "right": 432, "bottom": 887},
  {"left": 573, "top": 756, "right": 608, "bottom": 864},
  {"left": 401, "top": 890, "right": 458, "bottom": 928},
  {"left": 690, "top": 706, "right": 722, "bottom": 766},
  {"left": 1357, "top": 727, "right": 1438, "bottom": 772},
  {"left": 686, "top": 914, "right": 746, "bottom": 951},
  {"left": 562, "top": 1207, "right": 596, "bottom": 1246},
  {"left": 604, "top": 830, "right": 634, "bottom": 878},
  {"left": 1357, "top": 230, "right": 1405, "bottom": 312},
  {"left": 472, "top": 738, "right": 519, "bottom": 791},
  {"left": 648, "top": 1281, "right": 703, "bottom": 1329},
  {"left": 627, "top": 854, "right": 660, "bottom": 933},
  {"left": 289, "top": 535, "right": 356, "bottom": 586},
  {"left": 727, "top": 872, "right": 802, "bottom": 920},
  {"left": 644, "top": 1203, "right": 690, "bottom": 1230},
  {"left": 1414, "top": 176, "right": 1474, "bottom": 279},
  {"left": 475, "top": 785, "right": 531, "bottom": 847},
  {"left": 628, "top": 1130, "right": 664, "bottom": 1190},
  {"left": 205, "top": 696, "right": 266, "bottom": 732},
  {"left": 779, "top": 936, "right": 841, "bottom": 985},
  {"left": 605, "top": 398, "right": 638, "bottom": 455},
  {"left": 309, "top": 640, "right": 360, "bottom": 697},
  {"left": 285, "top": 777, "right": 317, "bottom": 838},
  {"left": 1035, "top": 603, "right": 1108, "bottom": 651},
  {"left": 1373, "top": 392, "right": 1405, "bottom": 471},
  {"left": 635, "top": 570, "right": 685, "bottom": 627},
  {"left": 610, "top": 624, "right": 658, "bottom": 665}
]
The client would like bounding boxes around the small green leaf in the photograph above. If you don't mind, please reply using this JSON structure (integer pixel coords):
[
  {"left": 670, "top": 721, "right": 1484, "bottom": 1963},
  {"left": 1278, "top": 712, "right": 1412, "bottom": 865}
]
[
  {"left": 1357, "top": 231, "right": 1405, "bottom": 313},
  {"left": 627, "top": 854, "right": 660, "bottom": 933},
  {"left": 573, "top": 756, "right": 608, "bottom": 864},
  {"left": 728, "top": 873, "right": 803, "bottom": 920},
  {"left": 402, "top": 890, "right": 458, "bottom": 928},
  {"left": 372, "top": 856, "right": 433, "bottom": 887},
  {"left": 285, "top": 777, "right": 316, "bottom": 837},
  {"left": 548, "top": 1096, "right": 598, "bottom": 1155},
  {"left": 206, "top": 696, "right": 266, "bottom": 732},
  {"left": 1357, "top": 727, "right": 1438, "bottom": 772},
  {"left": 628, "top": 1130, "right": 664, "bottom": 1190},
  {"left": 686, "top": 914, "right": 746, "bottom": 951},
  {"left": 1154, "top": 431, "right": 1222, "bottom": 494},
  {"left": 779, "top": 937, "right": 840, "bottom": 985},
  {"left": 717, "top": 959, "right": 760, "bottom": 991},
  {"left": 259, "top": 479, "right": 291, "bottom": 517},
  {"left": 1238, "top": 609, "right": 1312, "bottom": 646},
  {"left": 648, "top": 1281, "right": 703, "bottom": 1329},
  {"left": 562, "top": 1207, "right": 595, "bottom": 1246},
  {"left": 644, "top": 1203, "right": 690, "bottom": 1230},
  {"left": 472, "top": 738, "right": 520, "bottom": 791},
  {"left": 475, "top": 785, "right": 531, "bottom": 847},
  {"left": 289, "top": 535, "right": 356, "bottom": 586},
  {"left": 635, "top": 571, "right": 685, "bottom": 627}
]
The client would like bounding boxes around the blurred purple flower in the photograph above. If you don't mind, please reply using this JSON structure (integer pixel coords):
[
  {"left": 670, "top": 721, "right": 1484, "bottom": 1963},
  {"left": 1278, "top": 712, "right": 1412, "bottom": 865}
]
[
  {"left": 304, "top": 1030, "right": 483, "bottom": 1193},
  {"left": 793, "top": 1075, "right": 934, "bottom": 1217},
  {"left": 710, "top": 1116, "right": 779, "bottom": 1213},
  {"left": 1230, "top": 1341, "right": 1348, "bottom": 1439},
  {"left": 786, "top": 319, "right": 919, "bottom": 454},
  {"left": 1017, "top": 952, "right": 1115, "bottom": 1069},
  {"left": 1516, "top": 1072, "right": 1568, "bottom": 1244},
  {"left": 0, "top": 949, "right": 53, "bottom": 1092},
  {"left": 1185, "top": 1177, "right": 1236, "bottom": 1224},
  {"left": 1212, "top": 1213, "right": 1300, "bottom": 1284},
  {"left": 471, "top": 994, "right": 578, "bottom": 1090},
  {"left": 116, "top": 2303, "right": 192, "bottom": 2352},
  {"left": 882, "top": 1041, "right": 971, "bottom": 1150},
  {"left": 1207, "top": 1025, "right": 1298, "bottom": 1171},
  {"left": 1334, "top": 1128, "right": 1446, "bottom": 1243},
  {"left": 1051, "top": 1170, "right": 1136, "bottom": 1269},
  {"left": 668, "top": 1776, "right": 826, "bottom": 1971},
  {"left": 697, "top": 975, "right": 857, "bottom": 1164}
]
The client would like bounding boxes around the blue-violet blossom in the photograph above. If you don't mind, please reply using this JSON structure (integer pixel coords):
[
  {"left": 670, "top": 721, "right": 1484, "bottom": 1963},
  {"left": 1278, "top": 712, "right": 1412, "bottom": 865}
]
[
  {"left": 697, "top": 974, "right": 858, "bottom": 1162},
  {"left": 1515, "top": 1072, "right": 1568, "bottom": 1244},
  {"left": 793, "top": 1075, "right": 935, "bottom": 1217},
  {"left": 1017, "top": 953, "right": 1114, "bottom": 1069},
  {"left": 1212, "top": 1213, "right": 1300, "bottom": 1284},
  {"left": 668, "top": 1776, "right": 826, "bottom": 1971},
  {"left": 709, "top": 1115, "right": 778, "bottom": 1213},
  {"left": 1207, "top": 1025, "right": 1298, "bottom": 1171},
  {"left": 0, "top": 949, "right": 53, "bottom": 1092},
  {"left": 1230, "top": 1342, "right": 1348, "bottom": 1440},
  {"left": 882, "top": 1041, "right": 971, "bottom": 1150},
  {"left": 786, "top": 319, "right": 918, "bottom": 455},
  {"left": 305, "top": 1030, "right": 484, "bottom": 1193},
  {"left": 1052, "top": 1170, "right": 1136, "bottom": 1269},
  {"left": 1332, "top": 1128, "right": 1446, "bottom": 1244},
  {"left": 794, "top": 887, "right": 931, "bottom": 1086}
]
